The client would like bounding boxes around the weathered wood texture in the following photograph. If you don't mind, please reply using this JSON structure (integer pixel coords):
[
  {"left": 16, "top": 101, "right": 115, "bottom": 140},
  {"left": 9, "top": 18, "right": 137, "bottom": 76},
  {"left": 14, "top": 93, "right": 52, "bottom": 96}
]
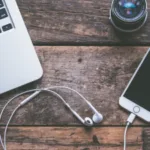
[
  {"left": 16, "top": 0, "right": 150, "bottom": 45},
  {"left": 7, "top": 146, "right": 142, "bottom": 150},
  {"left": 0, "top": 46, "right": 149, "bottom": 125},
  {"left": 143, "top": 128, "right": 150, "bottom": 150},
  {"left": 0, "top": 127, "right": 147, "bottom": 150}
]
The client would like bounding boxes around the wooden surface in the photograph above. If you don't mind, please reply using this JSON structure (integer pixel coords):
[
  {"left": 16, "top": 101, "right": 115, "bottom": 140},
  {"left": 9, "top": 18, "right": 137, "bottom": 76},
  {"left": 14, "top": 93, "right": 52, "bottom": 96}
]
[
  {"left": 16, "top": 0, "right": 150, "bottom": 45},
  {"left": 0, "top": 46, "right": 149, "bottom": 126},
  {"left": 0, "top": 127, "right": 144, "bottom": 150},
  {"left": 1, "top": 0, "right": 150, "bottom": 149}
]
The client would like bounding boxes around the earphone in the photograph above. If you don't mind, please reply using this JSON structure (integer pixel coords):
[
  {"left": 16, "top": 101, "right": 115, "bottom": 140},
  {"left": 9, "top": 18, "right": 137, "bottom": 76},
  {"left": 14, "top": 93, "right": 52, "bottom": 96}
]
[
  {"left": 19, "top": 87, "right": 103, "bottom": 126},
  {"left": 0, "top": 86, "right": 140, "bottom": 150},
  {"left": 0, "top": 86, "right": 103, "bottom": 150}
]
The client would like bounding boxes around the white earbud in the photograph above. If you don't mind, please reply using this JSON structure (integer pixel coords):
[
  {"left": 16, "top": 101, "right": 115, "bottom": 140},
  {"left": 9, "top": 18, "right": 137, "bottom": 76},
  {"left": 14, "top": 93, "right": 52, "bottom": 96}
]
[
  {"left": 87, "top": 102, "right": 103, "bottom": 123},
  {"left": 92, "top": 113, "right": 103, "bottom": 124},
  {"left": 84, "top": 117, "right": 93, "bottom": 126}
]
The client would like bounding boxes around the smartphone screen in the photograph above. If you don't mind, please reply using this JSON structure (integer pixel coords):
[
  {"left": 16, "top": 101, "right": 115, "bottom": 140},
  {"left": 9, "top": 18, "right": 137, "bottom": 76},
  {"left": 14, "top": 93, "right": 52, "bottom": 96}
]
[{"left": 124, "top": 50, "right": 150, "bottom": 112}]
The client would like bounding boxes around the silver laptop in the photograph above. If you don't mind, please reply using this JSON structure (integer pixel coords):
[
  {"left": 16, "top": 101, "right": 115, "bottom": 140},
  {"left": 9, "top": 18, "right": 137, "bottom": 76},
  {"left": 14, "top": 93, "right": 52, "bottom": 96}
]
[{"left": 0, "top": 0, "right": 43, "bottom": 94}]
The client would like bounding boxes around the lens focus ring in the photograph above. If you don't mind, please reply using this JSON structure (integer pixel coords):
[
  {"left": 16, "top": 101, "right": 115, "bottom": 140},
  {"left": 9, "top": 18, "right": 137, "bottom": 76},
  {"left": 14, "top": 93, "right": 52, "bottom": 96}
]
[{"left": 110, "top": 0, "right": 147, "bottom": 32}]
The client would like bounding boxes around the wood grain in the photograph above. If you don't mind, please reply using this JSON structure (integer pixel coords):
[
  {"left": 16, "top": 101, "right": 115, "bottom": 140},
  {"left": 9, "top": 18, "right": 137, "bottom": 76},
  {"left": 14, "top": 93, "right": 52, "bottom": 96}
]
[
  {"left": 0, "top": 46, "right": 149, "bottom": 125},
  {"left": 16, "top": 0, "right": 150, "bottom": 45},
  {"left": 6, "top": 145, "right": 142, "bottom": 150},
  {"left": 0, "top": 127, "right": 145, "bottom": 150},
  {"left": 143, "top": 128, "right": 150, "bottom": 150}
]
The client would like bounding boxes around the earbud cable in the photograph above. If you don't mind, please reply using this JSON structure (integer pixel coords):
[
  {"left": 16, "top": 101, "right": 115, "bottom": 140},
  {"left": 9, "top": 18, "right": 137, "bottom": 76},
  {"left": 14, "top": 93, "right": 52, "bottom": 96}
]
[
  {"left": 46, "top": 86, "right": 90, "bottom": 104},
  {"left": 3, "top": 105, "right": 20, "bottom": 150},
  {"left": 1, "top": 89, "right": 70, "bottom": 150},
  {"left": 0, "top": 86, "right": 90, "bottom": 122},
  {"left": 0, "top": 87, "right": 91, "bottom": 150},
  {"left": 0, "top": 89, "right": 41, "bottom": 150},
  {"left": 0, "top": 89, "right": 41, "bottom": 121}
]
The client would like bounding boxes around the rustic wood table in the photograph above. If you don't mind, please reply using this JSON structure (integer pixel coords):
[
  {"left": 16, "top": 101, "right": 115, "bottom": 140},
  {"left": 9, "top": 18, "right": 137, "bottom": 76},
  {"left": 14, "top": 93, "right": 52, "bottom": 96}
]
[{"left": 1, "top": 0, "right": 150, "bottom": 149}]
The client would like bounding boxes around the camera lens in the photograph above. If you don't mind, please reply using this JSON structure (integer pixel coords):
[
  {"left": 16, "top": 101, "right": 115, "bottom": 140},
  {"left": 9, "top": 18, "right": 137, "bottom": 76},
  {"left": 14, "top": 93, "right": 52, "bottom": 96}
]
[{"left": 110, "top": 0, "right": 148, "bottom": 32}]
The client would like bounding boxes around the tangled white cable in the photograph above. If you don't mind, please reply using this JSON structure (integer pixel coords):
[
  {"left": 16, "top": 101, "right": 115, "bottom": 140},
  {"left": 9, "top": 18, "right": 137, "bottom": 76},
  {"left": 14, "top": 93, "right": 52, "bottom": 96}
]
[{"left": 0, "top": 86, "right": 103, "bottom": 150}]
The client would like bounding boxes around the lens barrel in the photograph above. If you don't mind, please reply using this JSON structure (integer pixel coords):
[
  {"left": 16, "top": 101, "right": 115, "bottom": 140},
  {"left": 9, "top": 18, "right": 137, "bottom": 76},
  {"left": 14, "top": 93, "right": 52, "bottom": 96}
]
[{"left": 110, "top": 0, "right": 148, "bottom": 32}]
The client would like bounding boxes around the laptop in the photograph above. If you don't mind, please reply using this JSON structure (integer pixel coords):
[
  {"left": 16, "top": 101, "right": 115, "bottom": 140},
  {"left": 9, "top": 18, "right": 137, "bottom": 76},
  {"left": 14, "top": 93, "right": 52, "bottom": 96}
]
[{"left": 0, "top": 0, "right": 43, "bottom": 94}]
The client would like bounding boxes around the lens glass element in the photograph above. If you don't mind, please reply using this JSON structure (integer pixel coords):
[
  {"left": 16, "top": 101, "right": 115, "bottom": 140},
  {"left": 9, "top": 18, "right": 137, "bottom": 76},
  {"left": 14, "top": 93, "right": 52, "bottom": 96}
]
[{"left": 117, "top": 0, "right": 144, "bottom": 18}]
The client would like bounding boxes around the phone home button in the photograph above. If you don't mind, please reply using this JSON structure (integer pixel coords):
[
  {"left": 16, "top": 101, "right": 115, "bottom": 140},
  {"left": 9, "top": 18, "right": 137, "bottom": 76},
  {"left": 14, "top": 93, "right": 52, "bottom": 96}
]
[{"left": 133, "top": 106, "right": 140, "bottom": 113}]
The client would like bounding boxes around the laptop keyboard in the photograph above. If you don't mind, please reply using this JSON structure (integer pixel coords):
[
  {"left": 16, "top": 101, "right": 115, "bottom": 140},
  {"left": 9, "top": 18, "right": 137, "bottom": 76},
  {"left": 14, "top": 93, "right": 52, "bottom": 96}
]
[
  {"left": 0, "top": 0, "right": 4, "bottom": 7},
  {"left": 0, "top": 8, "right": 8, "bottom": 19},
  {"left": 0, "top": 0, "right": 13, "bottom": 33}
]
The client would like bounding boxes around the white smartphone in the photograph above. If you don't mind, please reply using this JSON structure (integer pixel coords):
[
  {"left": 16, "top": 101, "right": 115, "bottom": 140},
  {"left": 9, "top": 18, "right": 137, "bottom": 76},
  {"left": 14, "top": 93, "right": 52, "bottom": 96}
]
[{"left": 119, "top": 48, "right": 150, "bottom": 122}]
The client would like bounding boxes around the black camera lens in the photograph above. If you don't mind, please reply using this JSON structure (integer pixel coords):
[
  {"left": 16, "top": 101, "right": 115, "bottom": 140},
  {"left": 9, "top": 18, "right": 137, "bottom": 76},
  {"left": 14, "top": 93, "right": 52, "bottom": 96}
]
[{"left": 110, "top": 0, "right": 148, "bottom": 32}]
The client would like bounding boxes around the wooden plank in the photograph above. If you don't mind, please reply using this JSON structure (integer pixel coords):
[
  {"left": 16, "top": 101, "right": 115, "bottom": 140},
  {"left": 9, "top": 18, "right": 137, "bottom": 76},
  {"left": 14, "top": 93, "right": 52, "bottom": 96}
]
[
  {"left": 0, "top": 46, "right": 149, "bottom": 125},
  {"left": 16, "top": 0, "right": 150, "bottom": 45},
  {"left": 143, "top": 128, "right": 150, "bottom": 150},
  {"left": 0, "top": 127, "right": 143, "bottom": 150},
  {"left": 6, "top": 145, "right": 142, "bottom": 150}
]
